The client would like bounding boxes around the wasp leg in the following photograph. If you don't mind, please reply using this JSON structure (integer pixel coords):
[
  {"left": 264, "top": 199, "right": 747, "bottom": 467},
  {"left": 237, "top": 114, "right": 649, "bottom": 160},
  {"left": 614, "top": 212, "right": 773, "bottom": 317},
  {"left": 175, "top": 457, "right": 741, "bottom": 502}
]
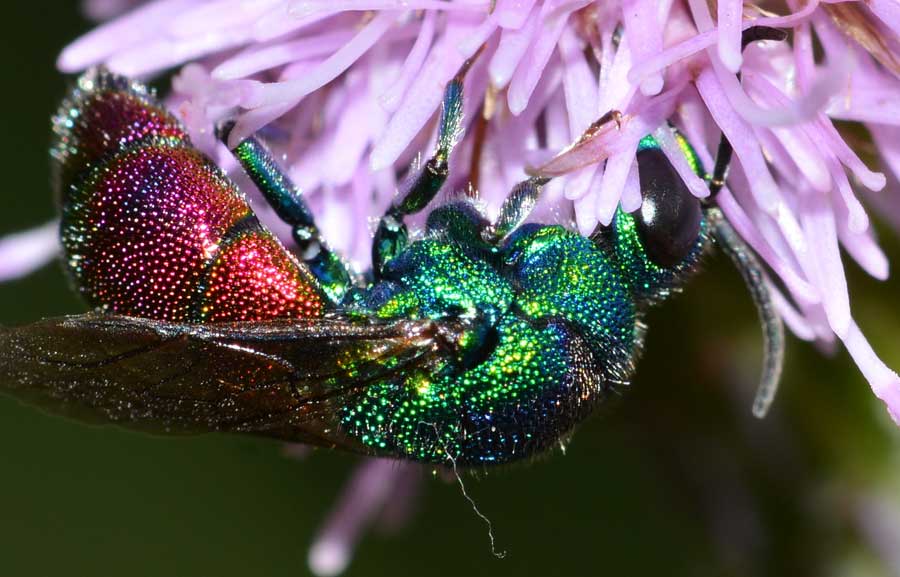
[
  {"left": 484, "top": 177, "right": 550, "bottom": 243},
  {"left": 372, "top": 74, "right": 467, "bottom": 277},
  {"left": 219, "top": 122, "right": 353, "bottom": 304}
]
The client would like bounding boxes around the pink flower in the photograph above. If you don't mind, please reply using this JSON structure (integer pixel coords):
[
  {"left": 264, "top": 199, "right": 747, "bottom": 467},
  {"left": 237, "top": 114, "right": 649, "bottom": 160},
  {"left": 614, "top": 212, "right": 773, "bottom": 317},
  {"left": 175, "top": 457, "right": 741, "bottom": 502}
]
[
  {"left": 2, "top": 0, "right": 899, "bottom": 574},
  {"left": 0, "top": 221, "right": 59, "bottom": 281}
]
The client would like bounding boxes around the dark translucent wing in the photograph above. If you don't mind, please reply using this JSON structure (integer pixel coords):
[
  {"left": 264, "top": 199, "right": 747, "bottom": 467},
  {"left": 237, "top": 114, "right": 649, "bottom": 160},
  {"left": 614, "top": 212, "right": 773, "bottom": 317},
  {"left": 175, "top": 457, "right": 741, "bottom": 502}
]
[{"left": 0, "top": 313, "right": 454, "bottom": 452}]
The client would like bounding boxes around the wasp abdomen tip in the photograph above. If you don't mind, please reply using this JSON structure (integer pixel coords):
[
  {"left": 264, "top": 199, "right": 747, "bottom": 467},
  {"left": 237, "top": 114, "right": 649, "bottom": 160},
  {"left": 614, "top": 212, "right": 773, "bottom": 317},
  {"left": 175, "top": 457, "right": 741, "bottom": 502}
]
[{"left": 51, "top": 67, "right": 187, "bottom": 194}]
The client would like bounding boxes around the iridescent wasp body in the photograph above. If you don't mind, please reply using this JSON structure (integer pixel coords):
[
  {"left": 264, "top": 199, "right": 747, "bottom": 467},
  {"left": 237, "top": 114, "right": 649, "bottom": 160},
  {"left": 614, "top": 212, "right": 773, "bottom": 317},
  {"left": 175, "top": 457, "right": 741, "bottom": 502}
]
[{"left": 0, "top": 29, "right": 785, "bottom": 466}]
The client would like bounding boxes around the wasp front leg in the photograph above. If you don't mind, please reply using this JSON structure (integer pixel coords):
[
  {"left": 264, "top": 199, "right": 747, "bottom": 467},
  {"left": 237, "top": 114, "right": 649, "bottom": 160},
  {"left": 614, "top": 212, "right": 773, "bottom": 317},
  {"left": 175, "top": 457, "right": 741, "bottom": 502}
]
[
  {"left": 484, "top": 177, "right": 549, "bottom": 243},
  {"left": 219, "top": 122, "right": 353, "bottom": 304},
  {"left": 372, "top": 74, "right": 466, "bottom": 277}
]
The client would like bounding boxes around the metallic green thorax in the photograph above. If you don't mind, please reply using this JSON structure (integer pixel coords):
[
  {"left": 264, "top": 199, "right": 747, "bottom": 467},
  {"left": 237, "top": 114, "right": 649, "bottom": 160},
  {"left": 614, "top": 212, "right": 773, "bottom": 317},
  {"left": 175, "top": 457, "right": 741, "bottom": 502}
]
[
  {"left": 343, "top": 221, "right": 637, "bottom": 464},
  {"left": 344, "top": 223, "right": 708, "bottom": 464},
  {"left": 339, "top": 135, "right": 711, "bottom": 465}
]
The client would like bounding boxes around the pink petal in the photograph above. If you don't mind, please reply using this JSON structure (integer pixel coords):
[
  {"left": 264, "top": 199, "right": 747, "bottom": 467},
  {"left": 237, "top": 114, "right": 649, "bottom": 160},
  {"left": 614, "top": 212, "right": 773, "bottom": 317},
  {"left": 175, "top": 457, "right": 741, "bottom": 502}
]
[
  {"left": 770, "top": 122, "right": 832, "bottom": 192},
  {"left": 597, "top": 30, "right": 636, "bottom": 115},
  {"left": 751, "top": 129, "right": 809, "bottom": 192},
  {"left": 493, "top": 65, "right": 564, "bottom": 194},
  {"left": 251, "top": 9, "right": 330, "bottom": 42},
  {"left": 0, "top": 222, "right": 60, "bottom": 281},
  {"left": 107, "top": 27, "right": 253, "bottom": 76},
  {"left": 715, "top": 187, "right": 819, "bottom": 306},
  {"left": 559, "top": 27, "right": 598, "bottom": 135},
  {"left": 827, "top": 157, "right": 869, "bottom": 235},
  {"left": 867, "top": 0, "right": 900, "bottom": 38},
  {"left": 682, "top": 122, "right": 818, "bottom": 306},
  {"left": 212, "top": 29, "right": 355, "bottom": 80},
  {"left": 558, "top": 27, "right": 601, "bottom": 201},
  {"left": 627, "top": 28, "right": 714, "bottom": 88},
  {"left": 711, "top": 35, "right": 852, "bottom": 127},
  {"left": 652, "top": 124, "right": 709, "bottom": 199},
  {"left": 167, "top": 0, "right": 281, "bottom": 38},
  {"left": 792, "top": 20, "right": 816, "bottom": 90},
  {"left": 378, "top": 12, "right": 436, "bottom": 113},
  {"left": 58, "top": 0, "right": 196, "bottom": 72},
  {"left": 626, "top": 0, "right": 821, "bottom": 89},
  {"left": 534, "top": 83, "right": 684, "bottom": 177},
  {"left": 842, "top": 322, "right": 900, "bottom": 426},
  {"left": 323, "top": 77, "right": 383, "bottom": 186},
  {"left": 742, "top": 73, "right": 832, "bottom": 193},
  {"left": 798, "top": 193, "right": 851, "bottom": 338},
  {"left": 829, "top": 89, "right": 900, "bottom": 125},
  {"left": 822, "top": 37, "right": 900, "bottom": 125},
  {"left": 817, "top": 117, "right": 887, "bottom": 192},
  {"left": 508, "top": 2, "right": 583, "bottom": 115},
  {"left": 596, "top": 147, "right": 637, "bottom": 225},
  {"left": 288, "top": 0, "right": 489, "bottom": 18},
  {"left": 494, "top": 0, "right": 537, "bottom": 28},
  {"left": 716, "top": 0, "right": 743, "bottom": 73},
  {"left": 694, "top": 69, "right": 779, "bottom": 212},
  {"left": 229, "top": 100, "right": 298, "bottom": 149},
  {"left": 619, "top": 161, "right": 642, "bottom": 213},
  {"left": 769, "top": 284, "right": 818, "bottom": 342},
  {"left": 573, "top": 192, "right": 599, "bottom": 235},
  {"left": 488, "top": 5, "right": 540, "bottom": 89},
  {"left": 836, "top": 214, "right": 889, "bottom": 282},
  {"left": 308, "top": 459, "right": 414, "bottom": 577},
  {"left": 370, "top": 19, "right": 494, "bottom": 170},
  {"left": 240, "top": 11, "right": 397, "bottom": 109},
  {"left": 622, "top": 0, "right": 665, "bottom": 95},
  {"left": 563, "top": 165, "right": 598, "bottom": 201}
]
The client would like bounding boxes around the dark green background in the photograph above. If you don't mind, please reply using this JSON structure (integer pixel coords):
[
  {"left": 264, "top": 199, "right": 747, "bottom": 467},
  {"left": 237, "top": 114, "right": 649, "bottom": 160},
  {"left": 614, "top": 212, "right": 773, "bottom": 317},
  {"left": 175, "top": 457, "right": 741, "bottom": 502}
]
[{"left": 1, "top": 4, "right": 899, "bottom": 576}]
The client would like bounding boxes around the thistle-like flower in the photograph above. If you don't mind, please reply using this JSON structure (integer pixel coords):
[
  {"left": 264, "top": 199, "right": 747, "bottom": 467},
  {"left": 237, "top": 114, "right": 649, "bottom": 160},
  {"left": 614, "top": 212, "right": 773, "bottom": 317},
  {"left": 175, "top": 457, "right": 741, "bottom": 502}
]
[{"left": 2, "top": 0, "right": 900, "bottom": 574}]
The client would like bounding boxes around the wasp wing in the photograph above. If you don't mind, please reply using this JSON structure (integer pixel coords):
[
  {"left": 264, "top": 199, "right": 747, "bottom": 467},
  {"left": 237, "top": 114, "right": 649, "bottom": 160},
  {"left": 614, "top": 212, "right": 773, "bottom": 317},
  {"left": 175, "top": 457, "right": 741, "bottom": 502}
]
[{"left": 0, "top": 313, "right": 456, "bottom": 452}]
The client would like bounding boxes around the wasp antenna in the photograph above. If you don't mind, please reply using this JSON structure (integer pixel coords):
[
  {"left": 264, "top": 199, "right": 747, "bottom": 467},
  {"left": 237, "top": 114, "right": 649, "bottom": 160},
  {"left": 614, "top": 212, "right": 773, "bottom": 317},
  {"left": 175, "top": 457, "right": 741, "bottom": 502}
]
[
  {"left": 214, "top": 119, "right": 237, "bottom": 147},
  {"left": 704, "top": 25, "right": 788, "bottom": 413},
  {"left": 706, "top": 208, "right": 785, "bottom": 418},
  {"left": 708, "top": 26, "right": 787, "bottom": 198},
  {"left": 741, "top": 26, "right": 788, "bottom": 49}
]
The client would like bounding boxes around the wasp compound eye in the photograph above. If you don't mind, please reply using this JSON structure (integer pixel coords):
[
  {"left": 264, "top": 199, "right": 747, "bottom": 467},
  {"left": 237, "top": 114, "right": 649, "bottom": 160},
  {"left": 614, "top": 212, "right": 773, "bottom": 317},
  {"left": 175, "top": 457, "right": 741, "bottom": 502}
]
[{"left": 634, "top": 146, "right": 703, "bottom": 268}]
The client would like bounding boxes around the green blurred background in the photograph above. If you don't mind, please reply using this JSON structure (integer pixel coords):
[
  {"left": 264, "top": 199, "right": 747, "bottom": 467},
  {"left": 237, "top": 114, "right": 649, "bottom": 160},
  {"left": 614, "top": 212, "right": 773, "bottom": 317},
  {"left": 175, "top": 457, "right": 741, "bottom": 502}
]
[{"left": 1, "top": 4, "right": 899, "bottom": 577}]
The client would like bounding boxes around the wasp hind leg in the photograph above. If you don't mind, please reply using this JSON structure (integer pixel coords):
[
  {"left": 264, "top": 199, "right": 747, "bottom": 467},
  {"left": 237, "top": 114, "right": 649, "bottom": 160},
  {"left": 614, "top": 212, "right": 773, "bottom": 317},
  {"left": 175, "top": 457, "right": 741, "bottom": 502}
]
[{"left": 218, "top": 122, "right": 353, "bottom": 304}]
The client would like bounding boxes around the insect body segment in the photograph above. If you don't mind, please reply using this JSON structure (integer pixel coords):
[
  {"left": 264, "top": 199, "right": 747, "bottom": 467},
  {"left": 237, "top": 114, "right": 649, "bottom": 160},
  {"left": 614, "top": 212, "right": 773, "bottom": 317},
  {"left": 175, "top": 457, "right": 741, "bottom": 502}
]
[
  {"left": 0, "top": 39, "right": 784, "bottom": 467},
  {"left": 40, "top": 69, "right": 705, "bottom": 464},
  {"left": 53, "top": 69, "right": 326, "bottom": 322},
  {"left": 343, "top": 218, "right": 638, "bottom": 463}
]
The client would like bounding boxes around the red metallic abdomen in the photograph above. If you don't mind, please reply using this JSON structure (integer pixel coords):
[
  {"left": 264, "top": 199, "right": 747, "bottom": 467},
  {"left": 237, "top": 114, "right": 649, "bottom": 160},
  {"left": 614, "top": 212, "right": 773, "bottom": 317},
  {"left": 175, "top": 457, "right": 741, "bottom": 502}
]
[{"left": 53, "top": 69, "right": 325, "bottom": 323}]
